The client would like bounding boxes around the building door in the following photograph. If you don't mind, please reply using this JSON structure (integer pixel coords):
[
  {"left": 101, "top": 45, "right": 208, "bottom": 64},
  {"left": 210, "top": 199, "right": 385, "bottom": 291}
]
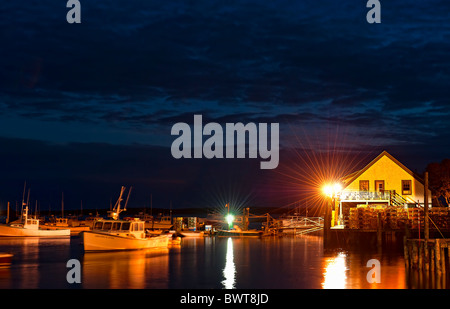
[{"left": 375, "top": 180, "right": 385, "bottom": 192}]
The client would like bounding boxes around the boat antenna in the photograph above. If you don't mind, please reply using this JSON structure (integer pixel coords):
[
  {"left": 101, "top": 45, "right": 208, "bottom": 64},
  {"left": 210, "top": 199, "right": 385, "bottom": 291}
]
[
  {"left": 123, "top": 186, "right": 133, "bottom": 211},
  {"left": 21, "top": 181, "right": 27, "bottom": 214},
  {"left": 26, "top": 189, "right": 30, "bottom": 209}
]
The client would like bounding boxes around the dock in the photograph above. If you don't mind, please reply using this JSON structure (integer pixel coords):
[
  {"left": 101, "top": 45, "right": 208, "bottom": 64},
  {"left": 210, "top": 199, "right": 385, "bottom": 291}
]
[{"left": 404, "top": 237, "right": 449, "bottom": 275}]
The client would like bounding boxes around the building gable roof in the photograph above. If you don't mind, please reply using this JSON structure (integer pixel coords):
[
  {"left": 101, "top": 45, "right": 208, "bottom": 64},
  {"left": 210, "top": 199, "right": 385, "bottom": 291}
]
[{"left": 341, "top": 150, "right": 424, "bottom": 189}]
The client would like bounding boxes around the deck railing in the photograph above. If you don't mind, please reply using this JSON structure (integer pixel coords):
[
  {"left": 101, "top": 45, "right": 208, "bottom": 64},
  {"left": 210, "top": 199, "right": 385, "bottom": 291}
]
[{"left": 339, "top": 190, "right": 391, "bottom": 201}]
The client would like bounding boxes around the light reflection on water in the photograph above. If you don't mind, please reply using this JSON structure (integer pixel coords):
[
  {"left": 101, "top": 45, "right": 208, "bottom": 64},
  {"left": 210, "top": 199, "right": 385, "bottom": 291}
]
[
  {"left": 82, "top": 248, "right": 170, "bottom": 289},
  {"left": 322, "top": 252, "right": 348, "bottom": 289},
  {"left": 222, "top": 237, "right": 235, "bottom": 289},
  {"left": 0, "top": 234, "right": 443, "bottom": 289}
]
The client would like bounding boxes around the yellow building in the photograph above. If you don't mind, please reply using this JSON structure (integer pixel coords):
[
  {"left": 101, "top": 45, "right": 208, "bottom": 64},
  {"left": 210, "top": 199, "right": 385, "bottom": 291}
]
[{"left": 336, "top": 151, "right": 432, "bottom": 225}]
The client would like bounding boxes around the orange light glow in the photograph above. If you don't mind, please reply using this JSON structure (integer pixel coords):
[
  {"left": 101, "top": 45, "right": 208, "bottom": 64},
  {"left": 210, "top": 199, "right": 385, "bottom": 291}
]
[{"left": 322, "top": 183, "right": 342, "bottom": 198}]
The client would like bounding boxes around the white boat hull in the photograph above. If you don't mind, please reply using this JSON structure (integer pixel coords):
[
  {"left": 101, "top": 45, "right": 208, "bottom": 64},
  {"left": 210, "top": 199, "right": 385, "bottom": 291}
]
[
  {"left": 82, "top": 231, "right": 170, "bottom": 251},
  {"left": 0, "top": 224, "right": 70, "bottom": 237},
  {"left": 42, "top": 225, "right": 90, "bottom": 236},
  {"left": 216, "top": 229, "right": 263, "bottom": 237},
  {"left": 180, "top": 231, "right": 204, "bottom": 237}
]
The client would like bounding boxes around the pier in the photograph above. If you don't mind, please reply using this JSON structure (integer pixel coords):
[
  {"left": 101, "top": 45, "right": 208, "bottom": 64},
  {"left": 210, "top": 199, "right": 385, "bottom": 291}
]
[{"left": 404, "top": 238, "right": 449, "bottom": 274}]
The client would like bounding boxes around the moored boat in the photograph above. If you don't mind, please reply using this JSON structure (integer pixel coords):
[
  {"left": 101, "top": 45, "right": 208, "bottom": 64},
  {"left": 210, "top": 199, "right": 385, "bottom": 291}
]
[
  {"left": 143, "top": 215, "right": 174, "bottom": 230},
  {"left": 81, "top": 186, "right": 169, "bottom": 252},
  {"left": 0, "top": 206, "right": 70, "bottom": 237},
  {"left": 81, "top": 218, "right": 169, "bottom": 251},
  {"left": 216, "top": 227, "right": 262, "bottom": 238},
  {"left": 179, "top": 230, "right": 205, "bottom": 237},
  {"left": 43, "top": 217, "right": 90, "bottom": 236}
]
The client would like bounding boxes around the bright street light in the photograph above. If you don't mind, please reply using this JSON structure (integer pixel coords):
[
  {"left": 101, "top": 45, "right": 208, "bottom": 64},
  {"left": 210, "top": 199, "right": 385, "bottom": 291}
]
[{"left": 322, "top": 183, "right": 342, "bottom": 198}]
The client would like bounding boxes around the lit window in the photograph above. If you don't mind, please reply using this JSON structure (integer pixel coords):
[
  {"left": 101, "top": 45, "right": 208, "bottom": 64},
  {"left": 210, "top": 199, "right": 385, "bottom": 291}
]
[
  {"left": 359, "top": 180, "right": 369, "bottom": 191},
  {"left": 402, "top": 180, "right": 412, "bottom": 195}
]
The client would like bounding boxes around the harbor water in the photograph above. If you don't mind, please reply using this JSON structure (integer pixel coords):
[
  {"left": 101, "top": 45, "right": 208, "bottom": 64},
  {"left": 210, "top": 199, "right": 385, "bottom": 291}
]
[{"left": 0, "top": 234, "right": 444, "bottom": 289}]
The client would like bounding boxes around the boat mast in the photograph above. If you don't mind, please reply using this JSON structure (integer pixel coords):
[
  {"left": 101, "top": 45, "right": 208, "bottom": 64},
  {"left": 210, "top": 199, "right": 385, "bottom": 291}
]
[
  {"left": 21, "top": 182, "right": 26, "bottom": 223},
  {"left": 110, "top": 186, "right": 132, "bottom": 220}
]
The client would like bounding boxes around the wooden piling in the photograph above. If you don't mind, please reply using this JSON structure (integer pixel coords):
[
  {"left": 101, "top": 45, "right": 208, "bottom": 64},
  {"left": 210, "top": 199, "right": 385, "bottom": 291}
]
[
  {"left": 404, "top": 237, "right": 410, "bottom": 268},
  {"left": 435, "top": 239, "right": 441, "bottom": 273},
  {"left": 418, "top": 241, "right": 423, "bottom": 270},
  {"left": 431, "top": 243, "right": 435, "bottom": 271},
  {"left": 403, "top": 238, "right": 450, "bottom": 274},
  {"left": 412, "top": 241, "right": 418, "bottom": 268},
  {"left": 377, "top": 213, "right": 382, "bottom": 248}
]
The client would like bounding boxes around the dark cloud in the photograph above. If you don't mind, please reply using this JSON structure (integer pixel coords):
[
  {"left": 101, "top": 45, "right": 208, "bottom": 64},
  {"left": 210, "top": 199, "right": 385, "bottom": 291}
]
[{"left": 1, "top": 0, "right": 450, "bottom": 209}]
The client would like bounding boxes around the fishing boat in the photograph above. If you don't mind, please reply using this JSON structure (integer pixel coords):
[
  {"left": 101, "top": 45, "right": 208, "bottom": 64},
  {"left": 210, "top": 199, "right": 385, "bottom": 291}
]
[
  {"left": 0, "top": 206, "right": 70, "bottom": 237},
  {"left": 81, "top": 186, "right": 169, "bottom": 251},
  {"left": 43, "top": 192, "right": 90, "bottom": 235},
  {"left": 43, "top": 217, "right": 90, "bottom": 236},
  {"left": 179, "top": 230, "right": 205, "bottom": 237},
  {"left": 143, "top": 215, "right": 173, "bottom": 230},
  {"left": 216, "top": 226, "right": 262, "bottom": 237},
  {"left": 82, "top": 218, "right": 169, "bottom": 251}
]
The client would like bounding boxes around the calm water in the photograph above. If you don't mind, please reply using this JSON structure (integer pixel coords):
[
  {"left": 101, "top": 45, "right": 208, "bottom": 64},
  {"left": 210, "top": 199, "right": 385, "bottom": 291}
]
[{"left": 0, "top": 234, "right": 445, "bottom": 289}]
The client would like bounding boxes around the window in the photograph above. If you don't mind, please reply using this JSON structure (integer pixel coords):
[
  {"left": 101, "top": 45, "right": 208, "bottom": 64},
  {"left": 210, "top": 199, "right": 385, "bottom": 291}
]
[
  {"left": 94, "top": 221, "right": 103, "bottom": 230},
  {"left": 103, "top": 222, "right": 112, "bottom": 230},
  {"left": 112, "top": 222, "right": 121, "bottom": 230},
  {"left": 121, "top": 222, "right": 130, "bottom": 231},
  {"left": 359, "top": 180, "right": 369, "bottom": 191},
  {"left": 375, "top": 180, "right": 385, "bottom": 192},
  {"left": 402, "top": 180, "right": 412, "bottom": 195}
]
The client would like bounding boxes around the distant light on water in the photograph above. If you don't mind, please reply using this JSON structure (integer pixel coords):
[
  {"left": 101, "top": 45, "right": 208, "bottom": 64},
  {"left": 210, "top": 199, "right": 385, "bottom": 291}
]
[
  {"left": 222, "top": 237, "right": 236, "bottom": 289},
  {"left": 322, "top": 252, "right": 348, "bottom": 289}
]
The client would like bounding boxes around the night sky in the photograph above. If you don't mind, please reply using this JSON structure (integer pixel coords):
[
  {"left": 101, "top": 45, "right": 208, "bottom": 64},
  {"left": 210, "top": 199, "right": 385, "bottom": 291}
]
[{"left": 1, "top": 0, "right": 449, "bottom": 212}]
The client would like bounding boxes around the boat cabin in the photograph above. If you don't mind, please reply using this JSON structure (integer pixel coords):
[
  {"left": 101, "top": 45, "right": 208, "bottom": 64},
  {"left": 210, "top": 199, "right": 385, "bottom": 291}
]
[
  {"left": 9, "top": 206, "right": 40, "bottom": 230},
  {"left": 93, "top": 219, "right": 146, "bottom": 239}
]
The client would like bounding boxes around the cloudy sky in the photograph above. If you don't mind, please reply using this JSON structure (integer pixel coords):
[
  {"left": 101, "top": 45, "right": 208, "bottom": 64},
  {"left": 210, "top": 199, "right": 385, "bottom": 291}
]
[{"left": 0, "top": 0, "right": 449, "bottom": 211}]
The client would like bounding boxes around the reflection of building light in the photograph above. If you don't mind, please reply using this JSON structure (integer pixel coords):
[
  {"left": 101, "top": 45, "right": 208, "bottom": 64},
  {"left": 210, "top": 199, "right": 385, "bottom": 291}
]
[
  {"left": 222, "top": 237, "right": 236, "bottom": 289},
  {"left": 322, "top": 252, "right": 348, "bottom": 289}
]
